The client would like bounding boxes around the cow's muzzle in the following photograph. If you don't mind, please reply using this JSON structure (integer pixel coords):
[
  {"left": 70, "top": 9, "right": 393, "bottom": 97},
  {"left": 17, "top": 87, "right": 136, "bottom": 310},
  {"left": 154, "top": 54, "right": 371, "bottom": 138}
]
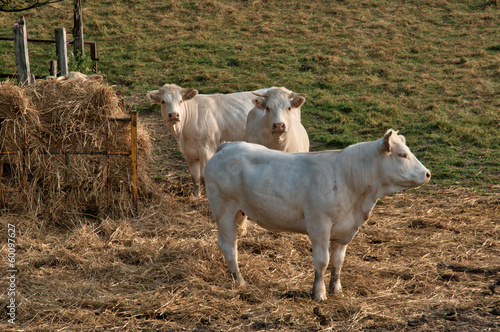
[
  {"left": 272, "top": 122, "right": 286, "bottom": 133},
  {"left": 168, "top": 112, "right": 180, "bottom": 123}
]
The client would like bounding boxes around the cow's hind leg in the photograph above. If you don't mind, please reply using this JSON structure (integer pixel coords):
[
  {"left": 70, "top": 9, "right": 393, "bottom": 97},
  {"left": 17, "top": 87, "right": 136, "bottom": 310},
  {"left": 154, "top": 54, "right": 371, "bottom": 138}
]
[
  {"left": 217, "top": 202, "right": 246, "bottom": 285},
  {"left": 328, "top": 241, "right": 347, "bottom": 295},
  {"left": 308, "top": 219, "right": 332, "bottom": 301}
]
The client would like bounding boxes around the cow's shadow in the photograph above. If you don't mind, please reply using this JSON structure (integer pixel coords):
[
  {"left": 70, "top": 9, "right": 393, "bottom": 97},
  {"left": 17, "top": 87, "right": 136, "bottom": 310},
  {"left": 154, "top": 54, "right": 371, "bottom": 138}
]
[{"left": 279, "top": 290, "right": 312, "bottom": 300}]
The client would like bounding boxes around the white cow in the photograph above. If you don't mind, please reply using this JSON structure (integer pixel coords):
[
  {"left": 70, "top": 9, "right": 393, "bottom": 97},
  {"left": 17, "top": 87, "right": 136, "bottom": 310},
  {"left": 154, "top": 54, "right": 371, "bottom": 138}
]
[
  {"left": 147, "top": 84, "right": 267, "bottom": 196},
  {"left": 205, "top": 129, "right": 431, "bottom": 301},
  {"left": 48, "top": 71, "right": 103, "bottom": 82},
  {"left": 244, "top": 87, "right": 309, "bottom": 152}
]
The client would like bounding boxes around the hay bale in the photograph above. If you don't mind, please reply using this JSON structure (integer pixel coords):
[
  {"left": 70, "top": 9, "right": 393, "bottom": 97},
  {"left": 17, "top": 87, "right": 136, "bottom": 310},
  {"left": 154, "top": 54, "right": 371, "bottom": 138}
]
[{"left": 0, "top": 78, "right": 154, "bottom": 223}]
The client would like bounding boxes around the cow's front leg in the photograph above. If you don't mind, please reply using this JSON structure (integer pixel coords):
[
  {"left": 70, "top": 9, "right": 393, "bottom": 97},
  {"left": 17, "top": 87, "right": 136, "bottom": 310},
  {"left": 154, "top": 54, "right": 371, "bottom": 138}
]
[
  {"left": 197, "top": 149, "right": 214, "bottom": 197},
  {"left": 188, "top": 162, "right": 202, "bottom": 197},
  {"left": 308, "top": 222, "right": 332, "bottom": 301},
  {"left": 329, "top": 241, "right": 347, "bottom": 295}
]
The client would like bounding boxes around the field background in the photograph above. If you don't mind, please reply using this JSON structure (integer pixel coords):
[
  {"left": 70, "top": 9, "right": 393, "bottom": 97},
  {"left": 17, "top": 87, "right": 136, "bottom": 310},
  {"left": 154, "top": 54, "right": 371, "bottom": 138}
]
[{"left": 0, "top": 0, "right": 499, "bottom": 331}]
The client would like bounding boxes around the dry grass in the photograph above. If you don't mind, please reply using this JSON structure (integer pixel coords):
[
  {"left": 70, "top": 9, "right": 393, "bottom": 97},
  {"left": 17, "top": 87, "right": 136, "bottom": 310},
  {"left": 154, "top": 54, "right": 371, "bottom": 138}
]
[
  {"left": 0, "top": 78, "right": 153, "bottom": 224},
  {"left": 0, "top": 175, "right": 498, "bottom": 330}
]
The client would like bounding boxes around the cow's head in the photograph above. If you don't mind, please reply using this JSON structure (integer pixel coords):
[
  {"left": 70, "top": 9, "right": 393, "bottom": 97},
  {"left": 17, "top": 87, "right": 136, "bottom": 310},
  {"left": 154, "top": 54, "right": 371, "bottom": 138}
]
[
  {"left": 379, "top": 129, "right": 431, "bottom": 191},
  {"left": 147, "top": 84, "right": 198, "bottom": 125},
  {"left": 252, "top": 87, "right": 306, "bottom": 136}
]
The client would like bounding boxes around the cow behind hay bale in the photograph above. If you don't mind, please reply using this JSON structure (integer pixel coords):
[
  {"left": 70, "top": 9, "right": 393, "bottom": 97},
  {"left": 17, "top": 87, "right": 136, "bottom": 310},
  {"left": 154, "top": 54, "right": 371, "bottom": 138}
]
[{"left": 0, "top": 77, "right": 153, "bottom": 223}]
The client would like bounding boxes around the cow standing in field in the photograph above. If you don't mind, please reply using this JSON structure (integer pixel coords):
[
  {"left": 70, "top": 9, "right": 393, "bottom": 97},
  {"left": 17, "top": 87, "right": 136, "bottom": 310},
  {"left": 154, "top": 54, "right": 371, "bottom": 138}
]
[
  {"left": 147, "top": 84, "right": 267, "bottom": 196},
  {"left": 244, "top": 87, "right": 309, "bottom": 152},
  {"left": 205, "top": 129, "right": 431, "bottom": 301}
]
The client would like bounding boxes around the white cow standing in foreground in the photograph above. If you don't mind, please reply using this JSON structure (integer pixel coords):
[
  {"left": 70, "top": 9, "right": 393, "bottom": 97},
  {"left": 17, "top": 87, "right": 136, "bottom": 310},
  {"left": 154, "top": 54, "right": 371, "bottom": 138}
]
[
  {"left": 147, "top": 84, "right": 267, "bottom": 196},
  {"left": 244, "top": 87, "right": 309, "bottom": 152},
  {"left": 205, "top": 129, "right": 431, "bottom": 301}
]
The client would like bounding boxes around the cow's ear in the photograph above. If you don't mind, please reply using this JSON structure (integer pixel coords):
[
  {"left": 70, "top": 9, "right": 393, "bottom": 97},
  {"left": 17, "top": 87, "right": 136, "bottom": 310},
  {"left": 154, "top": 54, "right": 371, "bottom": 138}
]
[
  {"left": 398, "top": 135, "right": 406, "bottom": 145},
  {"left": 182, "top": 88, "right": 198, "bottom": 101},
  {"left": 147, "top": 90, "right": 161, "bottom": 104},
  {"left": 291, "top": 96, "right": 305, "bottom": 108},
  {"left": 382, "top": 130, "right": 393, "bottom": 153},
  {"left": 252, "top": 97, "right": 266, "bottom": 110}
]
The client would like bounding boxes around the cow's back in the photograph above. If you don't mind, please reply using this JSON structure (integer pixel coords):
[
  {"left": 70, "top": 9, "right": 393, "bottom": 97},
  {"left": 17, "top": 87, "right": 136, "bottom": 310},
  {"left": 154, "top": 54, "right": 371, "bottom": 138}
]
[
  {"left": 243, "top": 107, "right": 265, "bottom": 144},
  {"left": 206, "top": 142, "right": 320, "bottom": 232},
  {"left": 177, "top": 92, "right": 257, "bottom": 158},
  {"left": 211, "top": 92, "right": 256, "bottom": 142},
  {"left": 287, "top": 119, "right": 310, "bottom": 153},
  {"left": 195, "top": 92, "right": 256, "bottom": 143}
]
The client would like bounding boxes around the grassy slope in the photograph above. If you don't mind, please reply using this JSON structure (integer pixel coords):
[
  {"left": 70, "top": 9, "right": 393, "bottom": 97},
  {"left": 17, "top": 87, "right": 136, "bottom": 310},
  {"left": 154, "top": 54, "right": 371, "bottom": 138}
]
[{"left": 0, "top": 0, "right": 498, "bottom": 190}]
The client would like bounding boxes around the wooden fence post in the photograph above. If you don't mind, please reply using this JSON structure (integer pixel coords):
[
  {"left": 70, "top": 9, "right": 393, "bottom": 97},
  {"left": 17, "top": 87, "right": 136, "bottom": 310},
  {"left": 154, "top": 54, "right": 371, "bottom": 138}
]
[
  {"left": 73, "top": 0, "right": 84, "bottom": 58},
  {"left": 49, "top": 60, "right": 58, "bottom": 77},
  {"left": 13, "top": 17, "right": 32, "bottom": 85},
  {"left": 55, "top": 28, "right": 68, "bottom": 77}
]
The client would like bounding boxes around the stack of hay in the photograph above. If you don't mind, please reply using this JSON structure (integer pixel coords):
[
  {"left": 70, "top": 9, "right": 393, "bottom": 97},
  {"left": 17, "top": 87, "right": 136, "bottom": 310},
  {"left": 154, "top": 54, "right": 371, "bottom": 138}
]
[{"left": 0, "top": 75, "right": 153, "bottom": 221}]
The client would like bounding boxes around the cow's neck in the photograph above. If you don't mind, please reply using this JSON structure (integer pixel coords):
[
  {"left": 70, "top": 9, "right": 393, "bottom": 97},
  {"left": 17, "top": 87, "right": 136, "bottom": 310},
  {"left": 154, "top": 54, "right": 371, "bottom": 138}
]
[
  {"left": 168, "top": 120, "right": 187, "bottom": 158},
  {"left": 169, "top": 122, "right": 182, "bottom": 139},
  {"left": 269, "top": 132, "right": 290, "bottom": 151},
  {"left": 169, "top": 104, "right": 193, "bottom": 140},
  {"left": 338, "top": 139, "right": 392, "bottom": 217}
]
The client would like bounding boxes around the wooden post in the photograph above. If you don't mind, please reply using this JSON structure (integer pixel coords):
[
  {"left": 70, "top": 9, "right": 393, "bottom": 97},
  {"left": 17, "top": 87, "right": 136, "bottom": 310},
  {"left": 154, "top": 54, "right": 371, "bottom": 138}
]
[
  {"left": 49, "top": 60, "right": 57, "bottom": 77},
  {"left": 55, "top": 28, "right": 68, "bottom": 77},
  {"left": 130, "top": 111, "right": 138, "bottom": 213},
  {"left": 13, "top": 17, "right": 32, "bottom": 85},
  {"left": 72, "top": 0, "right": 84, "bottom": 58}
]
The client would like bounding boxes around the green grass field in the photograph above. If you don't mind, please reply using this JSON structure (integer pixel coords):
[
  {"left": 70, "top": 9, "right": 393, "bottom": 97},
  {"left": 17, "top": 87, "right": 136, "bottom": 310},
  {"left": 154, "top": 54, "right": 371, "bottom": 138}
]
[{"left": 0, "top": 0, "right": 498, "bottom": 190}]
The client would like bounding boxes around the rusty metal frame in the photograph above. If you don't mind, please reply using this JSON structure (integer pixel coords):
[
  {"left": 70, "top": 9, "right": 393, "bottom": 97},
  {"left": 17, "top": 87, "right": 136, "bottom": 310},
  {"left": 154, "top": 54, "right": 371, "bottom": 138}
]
[{"left": 0, "top": 110, "right": 138, "bottom": 214}]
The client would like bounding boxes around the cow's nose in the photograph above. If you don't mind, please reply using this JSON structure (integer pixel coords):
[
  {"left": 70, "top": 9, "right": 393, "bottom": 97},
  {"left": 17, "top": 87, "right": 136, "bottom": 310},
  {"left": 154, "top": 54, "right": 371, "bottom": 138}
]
[
  {"left": 168, "top": 112, "right": 180, "bottom": 121},
  {"left": 272, "top": 122, "right": 286, "bottom": 132},
  {"left": 426, "top": 171, "right": 431, "bottom": 180}
]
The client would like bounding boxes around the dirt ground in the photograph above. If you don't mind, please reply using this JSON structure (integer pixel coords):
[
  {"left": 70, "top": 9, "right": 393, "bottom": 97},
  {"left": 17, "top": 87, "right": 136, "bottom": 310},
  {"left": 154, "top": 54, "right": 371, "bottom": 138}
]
[{"left": 0, "top": 112, "right": 498, "bottom": 331}]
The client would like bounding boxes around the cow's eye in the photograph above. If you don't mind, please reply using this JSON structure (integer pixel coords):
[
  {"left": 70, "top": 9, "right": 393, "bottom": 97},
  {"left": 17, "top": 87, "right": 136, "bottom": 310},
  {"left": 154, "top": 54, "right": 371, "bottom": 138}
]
[
  {"left": 161, "top": 100, "right": 165, "bottom": 104},
  {"left": 287, "top": 107, "right": 291, "bottom": 111},
  {"left": 265, "top": 107, "right": 270, "bottom": 112},
  {"left": 398, "top": 153, "right": 408, "bottom": 159},
  {"left": 179, "top": 100, "right": 183, "bottom": 104}
]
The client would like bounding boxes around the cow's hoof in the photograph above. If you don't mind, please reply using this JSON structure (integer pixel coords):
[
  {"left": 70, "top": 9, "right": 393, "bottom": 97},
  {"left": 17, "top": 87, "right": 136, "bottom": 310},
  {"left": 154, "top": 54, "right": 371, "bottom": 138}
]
[
  {"left": 313, "top": 287, "right": 328, "bottom": 301},
  {"left": 313, "top": 292, "right": 328, "bottom": 302},
  {"left": 328, "top": 288, "right": 343, "bottom": 296},
  {"left": 231, "top": 273, "right": 246, "bottom": 287},
  {"left": 233, "top": 278, "right": 247, "bottom": 288}
]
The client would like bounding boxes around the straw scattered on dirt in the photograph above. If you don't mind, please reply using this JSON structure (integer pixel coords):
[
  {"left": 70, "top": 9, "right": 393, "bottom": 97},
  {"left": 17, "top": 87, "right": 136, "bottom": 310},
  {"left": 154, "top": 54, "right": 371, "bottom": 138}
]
[{"left": 0, "top": 184, "right": 498, "bottom": 331}]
